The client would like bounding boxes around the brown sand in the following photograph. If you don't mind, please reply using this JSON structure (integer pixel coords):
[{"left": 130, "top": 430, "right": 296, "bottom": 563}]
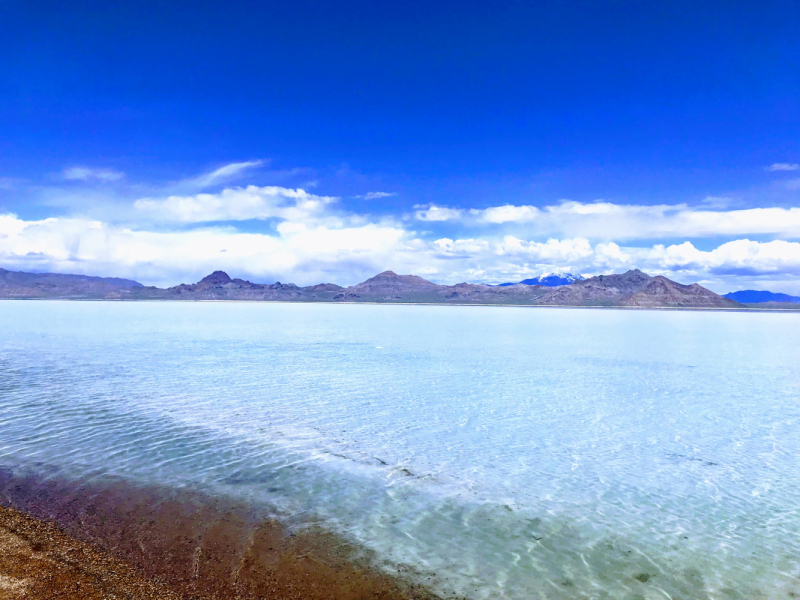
[
  {"left": 0, "top": 470, "right": 443, "bottom": 600},
  {"left": 0, "top": 504, "right": 180, "bottom": 599}
]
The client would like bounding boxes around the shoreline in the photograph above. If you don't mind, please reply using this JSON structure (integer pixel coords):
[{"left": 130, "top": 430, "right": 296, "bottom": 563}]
[
  {"left": 0, "top": 468, "right": 444, "bottom": 600},
  {"left": 1, "top": 297, "right": 799, "bottom": 312}
]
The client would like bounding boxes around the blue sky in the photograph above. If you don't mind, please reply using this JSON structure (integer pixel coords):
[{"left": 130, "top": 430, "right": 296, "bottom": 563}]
[{"left": 1, "top": 1, "right": 800, "bottom": 291}]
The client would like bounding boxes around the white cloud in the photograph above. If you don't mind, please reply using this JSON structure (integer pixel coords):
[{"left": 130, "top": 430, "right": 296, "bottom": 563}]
[
  {"left": 134, "top": 185, "right": 338, "bottom": 223},
  {"left": 426, "top": 236, "right": 800, "bottom": 288},
  {"left": 416, "top": 200, "right": 800, "bottom": 240},
  {"left": 5, "top": 208, "right": 800, "bottom": 292},
  {"left": 647, "top": 239, "right": 800, "bottom": 276},
  {"left": 414, "top": 205, "right": 465, "bottom": 221},
  {"left": 473, "top": 204, "right": 541, "bottom": 223},
  {"left": 0, "top": 212, "right": 409, "bottom": 287},
  {"left": 184, "top": 160, "right": 264, "bottom": 189},
  {"left": 357, "top": 191, "right": 396, "bottom": 200},
  {"left": 767, "top": 163, "right": 800, "bottom": 172},
  {"left": 62, "top": 167, "right": 125, "bottom": 182},
  {"left": 6, "top": 170, "right": 800, "bottom": 293}
]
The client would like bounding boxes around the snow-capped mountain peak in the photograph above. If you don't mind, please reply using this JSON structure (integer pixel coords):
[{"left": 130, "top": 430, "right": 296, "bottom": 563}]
[
  {"left": 493, "top": 272, "right": 585, "bottom": 287},
  {"left": 522, "top": 272, "right": 585, "bottom": 286}
]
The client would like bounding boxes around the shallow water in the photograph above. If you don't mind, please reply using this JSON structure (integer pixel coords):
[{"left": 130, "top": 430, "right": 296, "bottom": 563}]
[{"left": 1, "top": 301, "right": 799, "bottom": 599}]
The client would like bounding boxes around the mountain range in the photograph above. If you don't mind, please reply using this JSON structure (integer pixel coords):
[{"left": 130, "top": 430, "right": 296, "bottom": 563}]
[{"left": 0, "top": 267, "right": 758, "bottom": 308}]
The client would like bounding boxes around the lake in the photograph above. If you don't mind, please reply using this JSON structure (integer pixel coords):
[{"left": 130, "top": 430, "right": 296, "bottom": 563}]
[{"left": 1, "top": 301, "right": 798, "bottom": 599}]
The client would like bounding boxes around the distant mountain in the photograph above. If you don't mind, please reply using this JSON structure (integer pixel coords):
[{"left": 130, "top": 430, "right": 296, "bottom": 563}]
[
  {"left": 723, "top": 290, "right": 800, "bottom": 304},
  {"left": 349, "top": 270, "right": 440, "bottom": 294},
  {"left": 495, "top": 273, "right": 584, "bottom": 287},
  {"left": 0, "top": 268, "right": 142, "bottom": 299},
  {"left": 531, "top": 269, "right": 739, "bottom": 308},
  {"left": 0, "top": 266, "right": 749, "bottom": 308}
]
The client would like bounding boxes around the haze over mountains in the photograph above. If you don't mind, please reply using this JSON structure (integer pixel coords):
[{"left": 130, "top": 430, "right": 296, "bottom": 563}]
[
  {"left": 0, "top": 268, "right": 143, "bottom": 297},
  {"left": 0, "top": 266, "right": 768, "bottom": 308},
  {"left": 723, "top": 290, "right": 800, "bottom": 305}
]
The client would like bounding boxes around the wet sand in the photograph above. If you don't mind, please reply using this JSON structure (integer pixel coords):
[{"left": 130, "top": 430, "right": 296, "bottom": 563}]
[{"left": 0, "top": 469, "right": 443, "bottom": 600}]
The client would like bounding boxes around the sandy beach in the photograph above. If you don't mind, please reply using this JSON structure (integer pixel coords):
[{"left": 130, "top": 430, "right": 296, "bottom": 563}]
[
  {"left": 0, "top": 470, "right": 441, "bottom": 600},
  {"left": 0, "top": 504, "right": 180, "bottom": 599}
]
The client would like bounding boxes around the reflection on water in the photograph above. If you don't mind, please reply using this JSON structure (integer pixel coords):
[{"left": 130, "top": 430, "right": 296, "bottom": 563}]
[{"left": 1, "top": 301, "right": 799, "bottom": 599}]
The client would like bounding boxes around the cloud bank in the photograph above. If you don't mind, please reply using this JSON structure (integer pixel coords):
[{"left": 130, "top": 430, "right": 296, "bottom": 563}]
[
  {"left": 2, "top": 210, "right": 800, "bottom": 291},
  {"left": 416, "top": 201, "right": 800, "bottom": 240},
  {"left": 0, "top": 212, "right": 407, "bottom": 287},
  {"left": 2, "top": 162, "right": 800, "bottom": 293}
]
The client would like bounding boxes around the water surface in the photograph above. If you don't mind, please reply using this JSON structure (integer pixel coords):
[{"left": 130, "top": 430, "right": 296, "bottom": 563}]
[{"left": 1, "top": 301, "right": 799, "bottom": 599}]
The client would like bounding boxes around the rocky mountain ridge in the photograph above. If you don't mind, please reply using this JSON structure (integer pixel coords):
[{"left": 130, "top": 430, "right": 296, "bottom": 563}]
[{"left": 0, "top": 266, "right": 749, "bottom": 308}]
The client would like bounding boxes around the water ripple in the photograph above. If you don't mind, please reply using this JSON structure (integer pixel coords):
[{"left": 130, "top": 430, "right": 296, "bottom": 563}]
[{"left": 1, "top": 301, "right": 799, "bottom": 599}]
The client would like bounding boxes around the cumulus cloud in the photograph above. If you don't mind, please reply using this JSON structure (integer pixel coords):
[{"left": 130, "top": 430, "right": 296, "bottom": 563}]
[
  {"left": 429, "top": 235, "right": 800, "bottom": 283},
  {"left": 477, "top": 205, "right": 541, "bottom": 223},
  {"left": 415, "top": 200, "right": 800, "bottom": 240},
  {"left": 5, "top": 168, "right": 800, "bottom": 293},
  {"left": 134, "top": 185, "right": 338, "bottom": 223},
  {"left": 767, "top": 163, "right": 800, "bottom": 172},
  {"left": 0, "top": 212, "right": 410, "bottom": 287},
  {"left": 62, "top": 167, "right": 125, "bottom": 182},
  {"left": 4, "top": 208, "right": 800, "bottom": 292},
  {"left": 648, "top": 239, "right": 800, "bottom": 276}
]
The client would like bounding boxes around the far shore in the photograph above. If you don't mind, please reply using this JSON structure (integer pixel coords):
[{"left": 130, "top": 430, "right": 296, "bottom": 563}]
[{"left": 2, "top": 296, "right": 799, "bottom": 312}]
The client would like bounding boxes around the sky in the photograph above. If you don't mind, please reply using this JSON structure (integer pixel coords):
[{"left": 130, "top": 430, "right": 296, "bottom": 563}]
[{"left": 1, "top": 0, "right": 800, "bottom": 292}]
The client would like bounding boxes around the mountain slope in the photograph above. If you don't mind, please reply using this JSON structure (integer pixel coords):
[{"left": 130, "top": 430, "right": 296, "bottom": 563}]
[
  {"left": 332, "top": 271, "right": 549, "bottom": 303},
  {"left": 622, "top": 277, "right": 740, "bottom": 308},
  {"left": 534, "top": 269, "right": 652, "bottom": 305},
  {"left": 534, "top": 270, "right": 739, "bottom": 308},
  {"left": 347, "top": 271, "right": 443, "bottom": 295}
]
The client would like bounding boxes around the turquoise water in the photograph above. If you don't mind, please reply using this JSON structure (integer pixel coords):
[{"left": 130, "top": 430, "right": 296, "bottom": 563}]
[{"left": 1, "top": 301, "right": 799, "bottom": 599}]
